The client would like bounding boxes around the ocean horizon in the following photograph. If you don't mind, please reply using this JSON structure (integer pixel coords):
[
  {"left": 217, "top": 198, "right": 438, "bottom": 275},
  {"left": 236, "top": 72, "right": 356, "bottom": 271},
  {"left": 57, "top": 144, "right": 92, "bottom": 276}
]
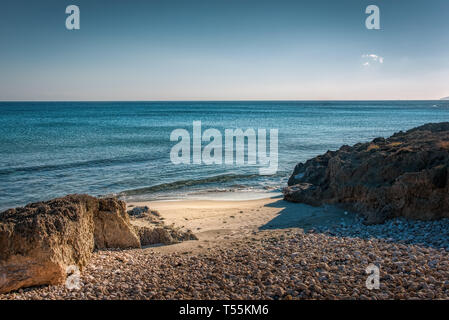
[{"left": 1, "top": 100, "right": 449, "bottom": 211}]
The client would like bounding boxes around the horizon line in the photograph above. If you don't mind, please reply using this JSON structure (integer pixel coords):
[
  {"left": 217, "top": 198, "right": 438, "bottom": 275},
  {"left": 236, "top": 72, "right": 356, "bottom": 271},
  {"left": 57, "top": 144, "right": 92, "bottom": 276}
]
[{"left": 0, "top": 99, "right": 446, "bottom": 103}]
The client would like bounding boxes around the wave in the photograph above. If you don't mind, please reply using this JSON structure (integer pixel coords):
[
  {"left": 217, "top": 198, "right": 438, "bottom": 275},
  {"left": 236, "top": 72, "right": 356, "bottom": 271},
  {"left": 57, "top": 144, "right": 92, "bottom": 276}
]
[
  {"left": 118, "top": 172, "right": 286, "bottom": 196},
  {"left": 0, "top": 154, "right": 165, "bottom": 176}
]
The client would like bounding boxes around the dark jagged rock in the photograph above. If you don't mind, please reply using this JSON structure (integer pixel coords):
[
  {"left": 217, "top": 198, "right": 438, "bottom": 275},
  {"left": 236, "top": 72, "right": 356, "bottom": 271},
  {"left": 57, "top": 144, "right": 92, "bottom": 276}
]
[
  {"left": 127, "top": 206, "right": 150, "bottom": 217},
  {"left": 284, "top": 122, "right": 449, "bottom": 224}
]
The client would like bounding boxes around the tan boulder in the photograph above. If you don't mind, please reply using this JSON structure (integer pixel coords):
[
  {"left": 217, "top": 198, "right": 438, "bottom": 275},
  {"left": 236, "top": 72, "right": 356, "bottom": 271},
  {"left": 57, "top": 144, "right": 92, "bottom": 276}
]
[
  {"left": 0, "top": 195, "right": 96, "bottom": 293},
  {"left": 94, "top": 198, "right": 140, "bottom": 249},
  {"left": 0, "top": 194, "right": 140, "bottom": 294}
]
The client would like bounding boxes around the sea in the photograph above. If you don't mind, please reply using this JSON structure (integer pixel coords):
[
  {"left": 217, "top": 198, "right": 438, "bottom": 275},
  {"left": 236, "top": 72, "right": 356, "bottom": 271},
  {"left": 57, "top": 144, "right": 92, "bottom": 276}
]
[{"left": 1, "top": 100, "right": 449, "bottom": 211}]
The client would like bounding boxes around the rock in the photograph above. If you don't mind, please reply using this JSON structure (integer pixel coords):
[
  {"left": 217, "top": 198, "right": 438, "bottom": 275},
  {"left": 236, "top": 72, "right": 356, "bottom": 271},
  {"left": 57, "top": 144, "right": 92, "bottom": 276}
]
[
  {"left": 128, "top": 205, "right": 198, "bottom": 246},
  {"left": 134, "top": 225, "right": 198, "bottom": 246},
  {"left": 0, "top": 195, "right": 96, "bottom": 293},
  {"left": 284, "top": 122, "right": 449, "bottom": 224},
  {"left": 94, "top": 198, "right": 140, "bottom": 249},
  {"left": 127, "top": 206, "right": 149, "bottom": 217},
  {"left": 0, "top": 194, "right": 140, "bottom": 293}
]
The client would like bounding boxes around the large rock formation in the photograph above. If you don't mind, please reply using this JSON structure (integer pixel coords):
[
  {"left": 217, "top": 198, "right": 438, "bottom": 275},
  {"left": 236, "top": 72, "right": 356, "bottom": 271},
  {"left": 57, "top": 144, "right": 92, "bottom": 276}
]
[
  {"left": 284, "top": 122, "right": 449, "bottom": 224},
  {"left": 0, "top": 195, "right": 140, "bottom": 294}
]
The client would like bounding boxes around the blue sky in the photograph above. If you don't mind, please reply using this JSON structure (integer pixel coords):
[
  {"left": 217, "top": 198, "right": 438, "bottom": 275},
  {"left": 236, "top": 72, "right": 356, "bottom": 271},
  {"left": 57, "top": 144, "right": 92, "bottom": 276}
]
[{"left": 0, "top": 0, "right": 448, "bottom": 100}]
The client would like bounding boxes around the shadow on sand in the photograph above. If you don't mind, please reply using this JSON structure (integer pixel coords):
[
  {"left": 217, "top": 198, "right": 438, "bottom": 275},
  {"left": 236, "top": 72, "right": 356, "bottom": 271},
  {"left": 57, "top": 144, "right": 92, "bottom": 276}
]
[
  {"left": 260, "top": 199, "right": 357, "bottom": 232},
  {"left": 261, "top": 199, "right": 449, "bottom": 251}
]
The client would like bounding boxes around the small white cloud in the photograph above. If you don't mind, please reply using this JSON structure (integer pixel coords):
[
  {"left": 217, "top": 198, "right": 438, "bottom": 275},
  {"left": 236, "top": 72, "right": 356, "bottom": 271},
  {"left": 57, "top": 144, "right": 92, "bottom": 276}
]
[{"left": 362, "top": 54, "right": 384, "bottom": 66}]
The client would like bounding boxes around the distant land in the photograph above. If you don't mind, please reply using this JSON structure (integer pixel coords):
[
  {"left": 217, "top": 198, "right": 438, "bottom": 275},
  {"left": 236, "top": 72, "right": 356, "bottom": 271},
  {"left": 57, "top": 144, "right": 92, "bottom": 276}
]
[{"left": 441, "top": 96, "right": 449, "bottom": 100}]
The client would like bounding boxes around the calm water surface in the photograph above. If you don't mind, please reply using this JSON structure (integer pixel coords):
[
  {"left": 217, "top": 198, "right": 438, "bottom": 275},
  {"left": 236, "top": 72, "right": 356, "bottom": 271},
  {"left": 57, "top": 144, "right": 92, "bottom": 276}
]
[{"left": 1, "top": 100, "right": 449, "bottom": 210}]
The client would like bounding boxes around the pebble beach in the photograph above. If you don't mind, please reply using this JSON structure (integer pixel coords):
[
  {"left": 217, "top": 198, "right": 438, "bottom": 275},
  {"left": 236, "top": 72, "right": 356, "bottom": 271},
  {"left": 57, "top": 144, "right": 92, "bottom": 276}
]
[{"left": 2, "top": 198, "right": 448, "bottom": 300}]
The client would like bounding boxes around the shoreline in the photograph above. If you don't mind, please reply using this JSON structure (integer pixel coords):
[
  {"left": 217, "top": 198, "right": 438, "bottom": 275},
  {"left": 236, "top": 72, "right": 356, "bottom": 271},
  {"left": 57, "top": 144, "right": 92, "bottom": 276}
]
[{"left": 124, "top": 190, "right": 283, "bottom": 203}]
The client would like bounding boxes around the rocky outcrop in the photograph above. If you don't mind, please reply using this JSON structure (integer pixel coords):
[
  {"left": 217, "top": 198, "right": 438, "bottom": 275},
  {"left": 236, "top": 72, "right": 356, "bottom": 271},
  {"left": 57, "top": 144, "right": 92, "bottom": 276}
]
[
  {"left": 0, "top": 195, "right": 140, "bottom": 293},
  {"left": 284, "top": 122, "right": 449, "bottom": 224}
]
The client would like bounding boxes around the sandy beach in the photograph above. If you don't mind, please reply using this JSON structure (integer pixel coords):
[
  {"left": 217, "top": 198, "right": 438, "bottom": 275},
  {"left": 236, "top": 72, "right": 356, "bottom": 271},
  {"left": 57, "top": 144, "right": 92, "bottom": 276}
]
[
  {"left": 2, "top": 196, "right": 449, "bottom": 300},
  {"left": 127, "top": 196, "right": 356, "bottom": 254}
]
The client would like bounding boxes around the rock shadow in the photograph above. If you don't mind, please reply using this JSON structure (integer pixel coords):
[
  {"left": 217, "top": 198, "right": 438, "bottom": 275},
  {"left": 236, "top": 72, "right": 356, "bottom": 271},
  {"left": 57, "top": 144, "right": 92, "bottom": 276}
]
[
  {"left": 259, "top": 199, "right": 357, "bottom": 231},
  {"left": 260, "top": 200, "right": 449, "bottom": 251}
]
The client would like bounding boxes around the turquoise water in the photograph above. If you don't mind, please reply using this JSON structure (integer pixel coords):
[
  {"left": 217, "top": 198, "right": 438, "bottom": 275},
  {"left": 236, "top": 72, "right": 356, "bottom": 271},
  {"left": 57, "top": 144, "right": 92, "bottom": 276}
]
[{"left": 1, "top": 100, "right": 449, "bottom": 210}]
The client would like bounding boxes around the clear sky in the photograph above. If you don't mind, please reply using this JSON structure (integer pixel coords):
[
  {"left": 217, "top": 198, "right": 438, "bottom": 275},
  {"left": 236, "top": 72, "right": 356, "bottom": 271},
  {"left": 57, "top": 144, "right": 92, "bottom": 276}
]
[{"left": 0, "top": 0, "right": 448, "bottom": 101}]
